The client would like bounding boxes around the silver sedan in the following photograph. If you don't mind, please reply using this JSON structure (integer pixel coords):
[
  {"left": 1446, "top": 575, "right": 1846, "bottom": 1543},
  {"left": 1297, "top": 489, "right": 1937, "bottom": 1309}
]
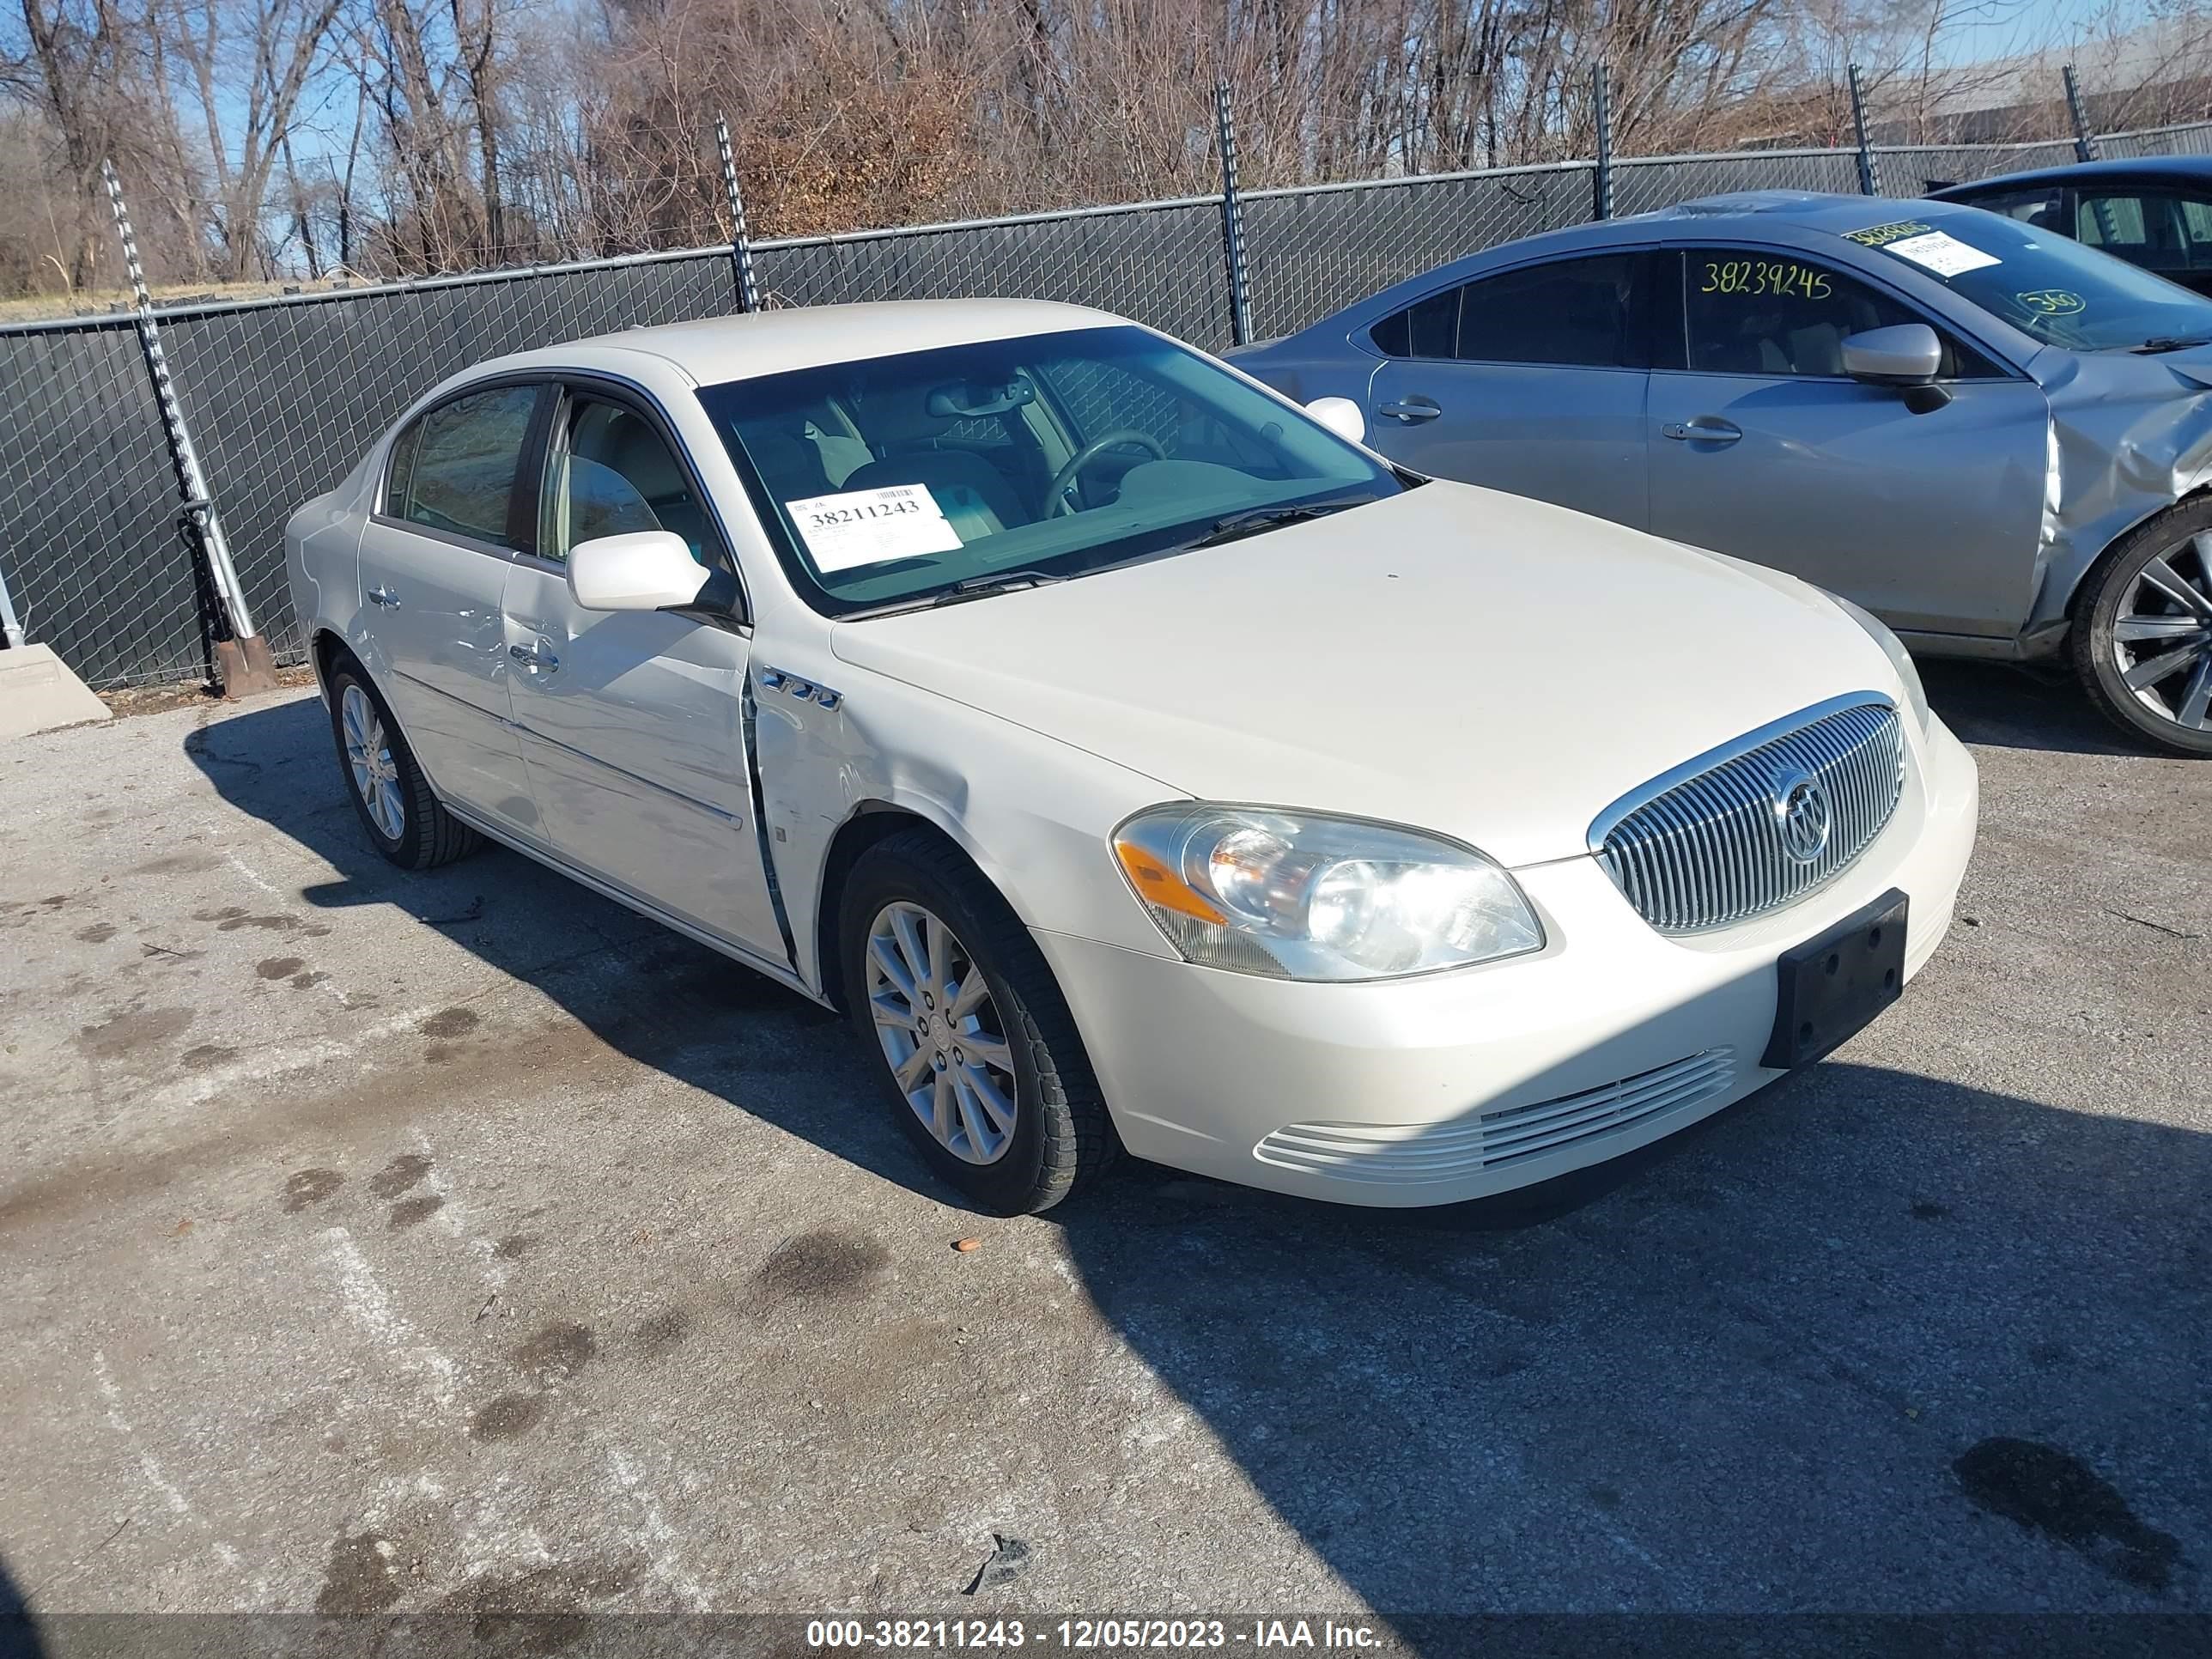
[{"left": 1232, "top": 191, "right": 2212, "bottom": 755}]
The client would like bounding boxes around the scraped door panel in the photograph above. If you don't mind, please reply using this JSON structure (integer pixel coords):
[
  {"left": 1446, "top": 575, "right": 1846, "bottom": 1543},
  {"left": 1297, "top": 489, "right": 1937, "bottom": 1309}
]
[
  {"left": 356, "top": 520, "right": 537, "bottom": 837},
  {"left": 500, "top": 562, "right": 781, "bottom": 957}
]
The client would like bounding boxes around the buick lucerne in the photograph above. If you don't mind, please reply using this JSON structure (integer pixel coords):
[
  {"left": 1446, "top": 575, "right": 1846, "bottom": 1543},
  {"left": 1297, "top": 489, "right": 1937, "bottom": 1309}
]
[{"left": 287, "top": 301, "right": 1978, "bottom": 1213}]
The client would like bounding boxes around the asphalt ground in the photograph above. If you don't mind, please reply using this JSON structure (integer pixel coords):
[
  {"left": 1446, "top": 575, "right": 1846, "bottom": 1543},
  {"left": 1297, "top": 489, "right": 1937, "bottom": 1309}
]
[{"left": 0, "top": 662, "right": 2206, "bottom": 1638}]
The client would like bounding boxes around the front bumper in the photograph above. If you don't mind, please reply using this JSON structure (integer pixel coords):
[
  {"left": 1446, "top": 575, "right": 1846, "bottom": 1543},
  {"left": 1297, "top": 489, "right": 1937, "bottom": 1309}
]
[{"left": 1036, "top": 715, "right": 1979, "bottom": 1207}]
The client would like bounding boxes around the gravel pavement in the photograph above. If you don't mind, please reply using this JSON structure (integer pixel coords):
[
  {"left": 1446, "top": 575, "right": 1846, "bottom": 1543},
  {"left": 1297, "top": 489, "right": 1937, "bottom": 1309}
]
[{"left": 0, "top": 663, "right": 2205, "bottom": 1631}]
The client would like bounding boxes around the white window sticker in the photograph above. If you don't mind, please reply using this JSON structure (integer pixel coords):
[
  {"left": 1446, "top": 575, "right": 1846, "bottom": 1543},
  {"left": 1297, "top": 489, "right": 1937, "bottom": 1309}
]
[
  {"left": 1884, "top": 231, "right": 2001, "bottom": 278},
  {"left": 784, "top": 483, "right": 963, "bottom": 572}
]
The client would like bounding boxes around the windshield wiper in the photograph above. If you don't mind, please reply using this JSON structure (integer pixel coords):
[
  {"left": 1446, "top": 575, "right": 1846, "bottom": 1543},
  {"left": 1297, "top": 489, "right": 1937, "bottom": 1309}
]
[
  {"left": 927, "top": 569, "right": 1067, "bottom": 607},
  {"left": 1182, "top": 494, "right": 1382, "bottom": 550},
  {"left": 2132, "top": 336, "right": 2212, "bottom": 354}
]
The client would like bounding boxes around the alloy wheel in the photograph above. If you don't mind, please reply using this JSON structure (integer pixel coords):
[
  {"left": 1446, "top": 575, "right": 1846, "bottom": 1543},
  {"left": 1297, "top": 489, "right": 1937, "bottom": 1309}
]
[
  {"left": 2110, "top": 536, "right": 2212, "bottom": 732},
  {"left": 341, "top": 684, "right": 407, "bottom": 841},
  {"left": 864, "top": 900, "right": 1018, "bottom": 1164}
]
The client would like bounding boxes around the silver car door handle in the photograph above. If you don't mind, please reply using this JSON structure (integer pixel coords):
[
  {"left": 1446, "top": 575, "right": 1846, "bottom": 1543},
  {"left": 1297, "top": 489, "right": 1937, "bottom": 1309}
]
[
  {"left": 367, "top": 585, "right": 398, "bottom": 607},
  {"left": 1376, "top": 398, "right": 1443, "bottom": 423},
  {"left": 1662, "top": 417, "right": 1743, "bottom": 445},
  {"left": 508, "top": 641, "right": 559, "bottom": 672}
]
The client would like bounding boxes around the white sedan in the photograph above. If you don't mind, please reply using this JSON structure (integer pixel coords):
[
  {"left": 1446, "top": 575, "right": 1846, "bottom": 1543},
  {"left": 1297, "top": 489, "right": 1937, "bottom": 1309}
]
[{"left": 286, "top": 300, "right": 1979, "bottom": 1213}]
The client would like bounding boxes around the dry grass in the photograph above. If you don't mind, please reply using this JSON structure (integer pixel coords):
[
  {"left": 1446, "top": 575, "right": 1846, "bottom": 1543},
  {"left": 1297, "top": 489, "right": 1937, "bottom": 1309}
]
[{"left": 0, "top": 276, "right": 370, "bottom": 325}]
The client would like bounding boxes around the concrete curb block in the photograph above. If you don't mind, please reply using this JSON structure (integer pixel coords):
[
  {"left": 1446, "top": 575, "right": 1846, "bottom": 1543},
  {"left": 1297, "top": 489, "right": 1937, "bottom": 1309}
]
[{"left": 0, "top": 643, "right": 112, "bottom": 739}]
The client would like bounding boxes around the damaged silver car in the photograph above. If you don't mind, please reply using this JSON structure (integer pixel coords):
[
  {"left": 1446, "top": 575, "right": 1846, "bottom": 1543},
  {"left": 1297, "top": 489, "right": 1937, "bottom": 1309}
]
[{"left": 1232, "top": 192, "right": 2212, "bottom": 754}]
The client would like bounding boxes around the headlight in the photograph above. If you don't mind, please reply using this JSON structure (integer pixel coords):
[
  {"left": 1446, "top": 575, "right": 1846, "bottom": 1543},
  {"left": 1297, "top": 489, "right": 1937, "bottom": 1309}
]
[
  {"left": 1832, "top": 593, "right": 1930, "bottom": 733},
  {"left": 1111, "top": 805, "right": 1544, "bottom": 981}
]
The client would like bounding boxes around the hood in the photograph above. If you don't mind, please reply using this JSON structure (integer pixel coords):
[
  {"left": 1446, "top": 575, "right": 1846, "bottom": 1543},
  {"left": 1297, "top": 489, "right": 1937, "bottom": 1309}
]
[{"left": 830, "top": 483, "right": 1899, "bottom": 867}]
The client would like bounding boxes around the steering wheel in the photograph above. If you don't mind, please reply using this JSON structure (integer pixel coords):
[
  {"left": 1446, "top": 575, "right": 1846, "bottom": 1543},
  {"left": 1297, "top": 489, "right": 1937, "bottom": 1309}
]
[{"left": 1044, "top": 429, "right": 1166, "bottom": 517}]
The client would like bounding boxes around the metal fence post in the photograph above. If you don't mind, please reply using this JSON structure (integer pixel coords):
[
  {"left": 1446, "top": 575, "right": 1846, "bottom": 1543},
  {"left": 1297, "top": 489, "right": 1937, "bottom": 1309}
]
[
  {"left": 2063, "top": 65, "right": 2100, "bottom": 162},
  {"left": 0, "top": 552, "right": 24, "bottom": 650},
  {"left": 1847, "top": 65, "right": 1884, "bottom": 195},
  {"left": 714, "top": 116, "right": 761, "bottom": 313},
  {"left": 1591, "top": 63, "right": 1614, "bottom": 220},
  {"left": 1214, "top": 80, "right": 1254, "bottom": 347},
  {"left": 100, "top": 160, "right": 276, "bottom": 696}
]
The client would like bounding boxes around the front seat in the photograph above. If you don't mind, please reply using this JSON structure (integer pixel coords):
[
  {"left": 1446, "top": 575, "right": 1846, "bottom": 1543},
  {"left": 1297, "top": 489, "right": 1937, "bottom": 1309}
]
[{"left": 841, "top": 386, "right": 1029, "bottom": 538}]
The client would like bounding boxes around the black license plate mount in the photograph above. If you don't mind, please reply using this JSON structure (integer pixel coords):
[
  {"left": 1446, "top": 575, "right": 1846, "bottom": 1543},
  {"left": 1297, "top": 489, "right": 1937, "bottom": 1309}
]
[{"left": 1763, "top": 888, "right": 1910, "bottom": 1070}]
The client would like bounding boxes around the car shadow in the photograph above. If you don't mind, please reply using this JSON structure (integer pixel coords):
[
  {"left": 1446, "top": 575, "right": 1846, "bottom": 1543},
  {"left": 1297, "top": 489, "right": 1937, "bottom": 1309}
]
[
  {"left": 189, "top": 694, "right": 2208, "bottom": 1616},
  {"left": 1919, "top": 659, "right": 2146, "bottom": 757}
]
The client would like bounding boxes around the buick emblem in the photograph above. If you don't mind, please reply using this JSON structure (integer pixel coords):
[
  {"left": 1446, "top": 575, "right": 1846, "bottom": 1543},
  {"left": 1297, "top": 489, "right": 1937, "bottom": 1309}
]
[{"left": 1772, "top": 769, "right": 1832, "bottom": 865}]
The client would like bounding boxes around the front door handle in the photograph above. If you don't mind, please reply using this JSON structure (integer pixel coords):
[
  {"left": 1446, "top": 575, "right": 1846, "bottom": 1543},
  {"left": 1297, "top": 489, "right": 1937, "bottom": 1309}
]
[
  {"left": 1376, "top": 398, "right": 1443, "bottom": 423},
  {"left": 508, "top": 641, "right": 559, "bottom": 673},
  {"left": 1662, "top": 416, "right": 1743, "bottom": 446},
  {"left": 367, "top": 585, "right": 398, "bottom": 608}
]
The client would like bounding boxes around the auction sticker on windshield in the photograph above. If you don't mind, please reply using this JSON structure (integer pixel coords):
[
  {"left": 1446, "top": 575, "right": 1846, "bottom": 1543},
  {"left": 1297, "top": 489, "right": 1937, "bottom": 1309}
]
[
  {"left": 1882, "top": 230, "right": 2001, "bottom": 277},
  {"left": 1842, "top": 218, "right": 2000, "bottom": 278},
  {"left": 786, "top": 483, "right": 963, "bottom": 572}
]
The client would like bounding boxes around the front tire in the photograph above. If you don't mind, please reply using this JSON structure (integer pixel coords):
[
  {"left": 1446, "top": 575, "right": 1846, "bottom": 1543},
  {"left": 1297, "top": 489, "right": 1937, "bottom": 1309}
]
[
  {"left": 326, "top": 660, "right": 481, "bottom": 869},
  {"left": 2072, "top": 501, "right": 2212, "bottom": 757},
  {"left": 839, "top": 830, "right": 1115, "bottom": 1214}
]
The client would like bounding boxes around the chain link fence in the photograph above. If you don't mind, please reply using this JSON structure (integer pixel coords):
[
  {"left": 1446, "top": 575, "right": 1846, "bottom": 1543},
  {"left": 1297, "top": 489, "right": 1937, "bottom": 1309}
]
[{"left": 5, "top": 118, "right": 2211, "bottom": 690}]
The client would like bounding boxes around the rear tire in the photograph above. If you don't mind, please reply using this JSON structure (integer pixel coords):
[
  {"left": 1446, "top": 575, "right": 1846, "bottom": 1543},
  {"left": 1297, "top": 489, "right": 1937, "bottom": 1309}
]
[
  {"left": 326, "top": 659, "right": 481, "bottom": 869},
  {"left": 2071, "top": 501, "right": 2212, "bottom": 757},
  {"left": 839, "top": 829, "right": 1116, "bottom": 1214}
]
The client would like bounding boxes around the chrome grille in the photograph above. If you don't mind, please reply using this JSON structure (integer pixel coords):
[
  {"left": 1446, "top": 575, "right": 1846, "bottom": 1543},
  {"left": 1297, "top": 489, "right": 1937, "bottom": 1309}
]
[{"left": 1593, "top": 696, "right": 1905, "bottom": 934}]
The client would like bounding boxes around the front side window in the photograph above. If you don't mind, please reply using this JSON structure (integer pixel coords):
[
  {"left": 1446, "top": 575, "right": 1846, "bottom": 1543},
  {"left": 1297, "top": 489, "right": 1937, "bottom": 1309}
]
[
  {"left": 541, "top": 394, "right": 718, "bottom": 566},
  {"left": 393, "top": 384, "right": 539, "bottom": 547},
  {"left": 1832, "top": 207, "right": 2212, "bottom": 351},
  {"left": 2075, "top": 188, "right": 2212, "bottom": 276},
  {"left": 1683, "top": 248, "right": 1929, "bottom": 377},
  {"left": 696, "top": 324, "right": 1406, "bottom": 615}
]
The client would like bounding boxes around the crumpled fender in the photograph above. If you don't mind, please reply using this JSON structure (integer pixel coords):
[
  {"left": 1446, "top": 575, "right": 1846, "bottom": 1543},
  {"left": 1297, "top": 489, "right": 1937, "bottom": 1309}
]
[{"left": 2029, "top": 347, "right": 2212, "bottom": 640}]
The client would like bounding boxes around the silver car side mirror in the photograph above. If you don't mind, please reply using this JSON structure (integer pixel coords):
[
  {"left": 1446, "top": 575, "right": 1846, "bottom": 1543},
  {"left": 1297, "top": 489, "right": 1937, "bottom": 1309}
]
[
  {"left": 1841, "top": 324, "right": 1951, "bottom": 414},
  {"left": 1305, "top": 396, "right": 1366, "bottom": 446},
  {"left": 567, "top": 530, "right": 709, "bottom": 612},
  {"left": 1842, "top": 324, "right": 1942, "bottom": 384}
]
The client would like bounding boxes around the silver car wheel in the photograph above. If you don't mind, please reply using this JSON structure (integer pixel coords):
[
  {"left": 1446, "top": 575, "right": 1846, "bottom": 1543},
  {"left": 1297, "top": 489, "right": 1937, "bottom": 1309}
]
[
  {"left": 864, "top": 900, "right": 1018, "bottom": 1165},
  {"left": 2111, "top": 536, "right": 2212, "bottom": 732},
  {"left": 341, "top": 683, "right": 407, "bottom": 842}
]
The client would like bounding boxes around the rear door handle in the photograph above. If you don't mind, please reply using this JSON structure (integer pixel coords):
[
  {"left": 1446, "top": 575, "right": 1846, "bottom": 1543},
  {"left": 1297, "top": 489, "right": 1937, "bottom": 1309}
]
[
  {"left": 1662, "top": 417, "right": 1743, "bottom": 446},
  {"left": 1376, "top": 398, "right": 1443, "bottom": 423},
  {"left": 367, "top": 585, "right": 398, "bottom": 607},
  {"left": 508, "top": 641, "right": 559, "bottom": 673}
]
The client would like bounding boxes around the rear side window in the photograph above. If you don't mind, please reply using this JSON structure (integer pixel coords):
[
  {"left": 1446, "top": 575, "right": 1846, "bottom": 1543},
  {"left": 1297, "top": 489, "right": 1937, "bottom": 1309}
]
[
  {"left": 1457, "top": 254, "right": 1640, "bottom": 367},
  {"left": 1370, "top": 255, "right": 1642, "bottom": 368},
  {"left": 389, "top": 385, "right": 540, "bottom": 547},
  {"left": 1369, "top": 289, "right": 1458, "bottom": 358}
]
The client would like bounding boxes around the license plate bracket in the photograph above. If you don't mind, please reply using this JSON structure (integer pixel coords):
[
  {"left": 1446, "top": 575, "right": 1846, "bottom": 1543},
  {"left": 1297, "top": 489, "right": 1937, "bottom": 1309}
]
[{"left": 1763, "top": 888, "right": 1910, "bottom": 1070}]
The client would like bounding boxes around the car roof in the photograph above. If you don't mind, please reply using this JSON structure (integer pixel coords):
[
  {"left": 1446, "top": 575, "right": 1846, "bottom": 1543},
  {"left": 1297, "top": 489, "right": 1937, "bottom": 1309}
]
[
  {"left": 1364, "top": 191, "right": 1986, "bottom": 280},
  {"left": 473, "top": 297, "right": 1127, "bottom": 387},
  {"left": 1929, "top": 155, "right": 2212, "bottom": 197}
]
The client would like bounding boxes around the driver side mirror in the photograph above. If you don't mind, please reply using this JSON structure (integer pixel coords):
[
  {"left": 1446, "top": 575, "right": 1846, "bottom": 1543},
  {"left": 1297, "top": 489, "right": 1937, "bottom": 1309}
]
[
  {"left": 1305, "top": 396, "right": 1366, "bottom": 446},
  {"left": 567, "top": 530, "right": 709, "bottom": 612},
  {"left": 1842, "top": 324, "right": 1952, "bottom": 412}
]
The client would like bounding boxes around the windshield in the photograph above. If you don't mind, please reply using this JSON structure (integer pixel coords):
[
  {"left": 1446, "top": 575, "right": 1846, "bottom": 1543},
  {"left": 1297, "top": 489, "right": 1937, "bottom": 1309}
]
[
  {"left": 1836, "top": 209, "right": 2212, "bottom": 352},
  {"left": 696, "top": 324, "right": 1403, "bottom": 614}
]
